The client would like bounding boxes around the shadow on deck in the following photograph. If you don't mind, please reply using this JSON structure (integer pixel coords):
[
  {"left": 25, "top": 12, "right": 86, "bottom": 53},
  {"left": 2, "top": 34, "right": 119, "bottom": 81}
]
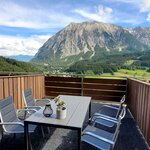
[{"left": 0, "top": 102, "right": 149, "bottom": 150}]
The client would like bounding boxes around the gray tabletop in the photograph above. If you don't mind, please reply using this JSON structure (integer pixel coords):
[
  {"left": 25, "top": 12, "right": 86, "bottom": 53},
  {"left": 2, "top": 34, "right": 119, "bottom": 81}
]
[{"left": 25, "top": 95, "right": 91, "bottom": 129}]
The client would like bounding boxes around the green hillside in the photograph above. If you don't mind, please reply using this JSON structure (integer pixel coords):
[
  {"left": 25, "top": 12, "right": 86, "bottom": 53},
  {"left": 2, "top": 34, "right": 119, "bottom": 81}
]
[
  {"left": 0, "top": 56, "right": 40, "bottom": 73},
  {"left": 67, "top": 50, "right": 150, "bottom": 75}
]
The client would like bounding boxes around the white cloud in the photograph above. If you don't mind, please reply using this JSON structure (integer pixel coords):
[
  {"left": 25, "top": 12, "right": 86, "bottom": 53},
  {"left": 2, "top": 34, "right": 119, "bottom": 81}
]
[
  {"left": 73, "top": 5, "right": 141, "bottom": 25},
  {"left": 74, "top": 5, "right": 115, "bottom": 23},
  {"left": 0, "top": 1, "right": 80, "bottom": 29},
  {"left": 140, "top": 0, "right": 150, "bottom": 12},
  {"left": 0, "top": 35, "right": 50, "bottom": 56},
  {"left": 147, "top": 13, "right": 150, "bottom": 21}
]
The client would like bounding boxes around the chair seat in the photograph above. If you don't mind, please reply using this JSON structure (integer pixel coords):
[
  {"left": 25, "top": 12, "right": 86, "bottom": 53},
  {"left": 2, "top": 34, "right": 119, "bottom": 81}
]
[
  {"left": 82, "top": 125, "right": 114, "bottom": 150},
  {"left": 3, "top": 118, "right": 36, "bottom": 134},
  {"left": 98, "top": 107, "right": 118, "bottom": 118},
  {"left": 5, "top": 124, "right": 36, "bottom": 134},
  {"left": 92, "top": 116, "right": 116, "bottom": 128}
]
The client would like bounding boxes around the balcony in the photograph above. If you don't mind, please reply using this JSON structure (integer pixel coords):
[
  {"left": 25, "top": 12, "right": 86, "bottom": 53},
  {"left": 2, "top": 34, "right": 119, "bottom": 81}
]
[{"left": 0, "top": 74, "right": 150, "bottom": 150}]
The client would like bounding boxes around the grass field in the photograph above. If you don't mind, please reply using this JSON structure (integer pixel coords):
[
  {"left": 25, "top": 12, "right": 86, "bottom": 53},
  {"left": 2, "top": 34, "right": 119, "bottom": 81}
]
[
  {"left": 86, "top": 69, "right": 150, "bottom": 80},
  {"left": 104, "top": 69, "right": 150, "bottom": 77}
]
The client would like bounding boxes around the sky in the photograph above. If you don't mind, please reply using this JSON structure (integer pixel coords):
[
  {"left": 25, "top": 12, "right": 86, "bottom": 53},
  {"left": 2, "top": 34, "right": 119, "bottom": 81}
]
[{"left": 0, "top": 0, "right": 150, "bottom": 57}]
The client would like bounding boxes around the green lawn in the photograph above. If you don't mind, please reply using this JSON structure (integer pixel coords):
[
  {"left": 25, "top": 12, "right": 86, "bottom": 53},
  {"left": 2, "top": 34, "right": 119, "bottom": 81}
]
[
  {"left": 85, "top": 69, "right": 150, "bottom": 80},
  {"left": 114, "top": 69, "right": 150, "bottom": 77}
]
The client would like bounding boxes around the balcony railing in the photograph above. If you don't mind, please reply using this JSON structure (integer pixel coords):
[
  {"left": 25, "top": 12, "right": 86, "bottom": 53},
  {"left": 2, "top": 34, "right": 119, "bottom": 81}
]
[
  {"left": 45, "top": 76, "right": 127, "bottom": 101},
  {"left": 0, "top": 74, "right": 150, "bottom": 147},
  {"left": 127, "top": 78, "right": 150, "bottom": 146},
  {"left": 0, "top": 74, "right": 45, "bottom": 108}
]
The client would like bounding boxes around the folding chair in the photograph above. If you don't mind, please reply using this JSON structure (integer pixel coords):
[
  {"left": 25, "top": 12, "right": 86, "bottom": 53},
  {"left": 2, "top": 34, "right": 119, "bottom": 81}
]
[
  {"left": 0, "top": 96, "right": 36, "bottom": 149},
  {"left": 82, "top": 106, "right": 126, "bottom": 150}
]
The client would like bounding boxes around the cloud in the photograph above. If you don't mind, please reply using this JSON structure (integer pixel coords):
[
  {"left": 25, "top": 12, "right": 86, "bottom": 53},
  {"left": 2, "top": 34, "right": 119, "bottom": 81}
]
[
  {"left": 0, "top": 1, "right": 81, "bottom": 29},
  {"left": 0, "top": 0, "right": 149, "bottom": 30},
  {"left": 74, "top": 5, "right": 115, "bottom": 23},
  {"left": 73, "top": 5, "right": 142, "bottom": 25},
  {"left": 0, "top": 35, "right": 50, "bottom": 56},
  {"left": 140, "top": 0, "right": 150, "bottom": 12},
  {"left": 147, "top": 13, "right": 150, "bottom": 21}
]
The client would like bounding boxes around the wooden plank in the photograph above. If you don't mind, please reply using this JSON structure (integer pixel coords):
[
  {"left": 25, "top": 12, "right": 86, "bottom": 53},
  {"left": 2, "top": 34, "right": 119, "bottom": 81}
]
[
  {"left": 45, "top": 91, "right": 80, "bottom": 97},
  {"left": 42, "top": 76, "right": 45, "bottom": 97},
  {"left": 45, "top": 81, "right": 81, "bottom": 88},
  {"left": 9, "top": 78, "right": 13, "bottom": 97},
  {"left": 24, "top": 76, "right": 28, "bottom": 90},
  {"left": 83, "top": 89, "right": 125, "bottom": 96},
  {"left": 83, "top": 84, "right": 126, "bottom": 91},
  {"left": 84, "top": 78, "right": 126, "bottom": 85},
  {"left": 0, "top": 79, "right": 4, "bottom": 99},
  {"left": 38, "top": 76, "right": 41, "bottom": 98},
  {"left": 36, "top": 76, "right": 40, "bottom": 98},
  {"left": 45, "top": 87, "right": 81, "bottom": 94},
  {"left": 33, "top": 76, "right": 36, "bottom": 98},
  {"left": 45, "top": 76, "right": 81, "bottom": 83},
  {"left": 13, "top": 77, "right": 18, "bottom": 108},
  {"left": 17, "top": 77, "right": 21, "bottom": 109},
  {"left": 21, "top": 76, "right": 25, "bottom": 107},
  {"left": 83, "top": 94, "right": 123, "bottom": 101},
  {"left": 3, "top": 78, "right": 9, "bottom": 97},
  {"left": 28, "top": 76, "right": 32, "bottom": 89}
]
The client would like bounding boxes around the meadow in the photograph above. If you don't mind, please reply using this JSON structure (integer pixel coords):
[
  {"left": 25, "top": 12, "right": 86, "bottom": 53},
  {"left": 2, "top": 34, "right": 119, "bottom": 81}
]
[{"left": 86, "top": 69, "right": 150, "bottom": 80}]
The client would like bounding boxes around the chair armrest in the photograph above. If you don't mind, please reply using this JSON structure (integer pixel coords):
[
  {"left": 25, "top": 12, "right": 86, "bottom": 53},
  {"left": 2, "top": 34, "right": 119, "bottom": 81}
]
[
  {"left": 17, "top": 108, "right": 37, "bottom": 113},
  {"left": 35, "top": 99, "right": 51, "bottom": 103},
  {"left": 99, "top": 105, "right": 119, "bottom": 111},
  {"left": 17, "top": 108, "right": 38, "bottom": 120},
  {"left": 24, "top": 106, "right": 42, "bottom": 110},
  {"left": 92, "top": 116, "right": 118, "bottom": 126},
  {"left": 91, "top": 113, "right": 117, "bottom": 121},
  {"left": 0, "top": 122, "right": 24, "bottom": 127},
  {"left": 82, "top": 131, "right": 114, "bottom": 145}
]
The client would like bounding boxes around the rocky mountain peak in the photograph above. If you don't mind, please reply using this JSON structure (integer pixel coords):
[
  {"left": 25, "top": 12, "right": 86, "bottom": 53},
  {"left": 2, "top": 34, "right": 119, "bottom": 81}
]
[
  {"left": 66, "top": 21, "right": 121, "bottom": 32},
  {"left": 31, "top": 21, "right": 150, "bottom": 65}
]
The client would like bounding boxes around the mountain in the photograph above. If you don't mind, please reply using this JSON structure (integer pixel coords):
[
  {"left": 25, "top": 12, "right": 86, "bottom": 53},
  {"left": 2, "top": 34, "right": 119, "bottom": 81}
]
[
  {"left": 132, "top": 27, "right": 150, "bottom": 46},
  {"left": 31, "top": 21, "right": 150, "bottom": 66},
  {"left": 0, "top": 56, "right": 40, "bottom": 73},
  {"left": 8, "top": 55, "right": 33, "bottom": 62}
]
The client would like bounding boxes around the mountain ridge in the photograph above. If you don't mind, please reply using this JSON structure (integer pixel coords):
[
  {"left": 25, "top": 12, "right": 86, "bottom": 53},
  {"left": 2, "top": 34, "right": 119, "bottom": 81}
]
[{"left": 31, "top": 21, "right": 150, "bottom": 66}]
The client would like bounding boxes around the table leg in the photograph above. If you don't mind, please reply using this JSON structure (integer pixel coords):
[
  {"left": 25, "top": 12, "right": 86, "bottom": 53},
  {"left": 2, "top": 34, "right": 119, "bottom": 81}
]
[
  {"left": 89, "top": 101, "right": 91, "bottom": 121},
  {"left": 24, "top": 122, "right": 29, "bottom": 150},
  {"left": 77, "top": 129, "right": 82, "bottom": 150}
]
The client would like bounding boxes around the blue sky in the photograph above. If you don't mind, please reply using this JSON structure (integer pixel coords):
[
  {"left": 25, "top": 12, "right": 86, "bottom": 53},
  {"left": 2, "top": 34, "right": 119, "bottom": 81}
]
[{"left": 0, "top": 0, "right": 150, "bottom": 57}]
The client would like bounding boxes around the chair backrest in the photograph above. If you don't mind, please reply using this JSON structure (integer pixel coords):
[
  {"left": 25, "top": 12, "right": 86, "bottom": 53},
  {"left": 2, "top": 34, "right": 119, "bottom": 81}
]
[
  {"left": 116, "top": 95, "right": 126, "bottom": 118},
  {"left": 0, "top": 96, "right": 18, "bottom": 132},
  {"left": 120, "top": 95, "right": 126, "bottom": 104},
  {"left": 112, "top": 105, "right": 126, "bottom": 148},
  {"left": 23, "top": 88, "right": 36, "bottom": 107}
]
